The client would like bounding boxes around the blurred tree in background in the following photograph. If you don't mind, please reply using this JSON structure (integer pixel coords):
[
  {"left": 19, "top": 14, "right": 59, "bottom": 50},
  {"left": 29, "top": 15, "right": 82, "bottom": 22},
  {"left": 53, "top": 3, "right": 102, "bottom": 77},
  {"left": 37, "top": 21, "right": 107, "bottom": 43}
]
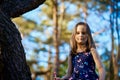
[{"left": 12, "top": 0, "right": 120, "bottom": 80}]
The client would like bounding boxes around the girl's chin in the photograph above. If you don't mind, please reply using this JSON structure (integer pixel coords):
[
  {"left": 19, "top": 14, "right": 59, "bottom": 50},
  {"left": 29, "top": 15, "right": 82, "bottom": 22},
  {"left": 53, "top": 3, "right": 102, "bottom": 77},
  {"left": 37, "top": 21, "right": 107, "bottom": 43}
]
[{"left": 78, "top": 42, "right": 85, "bottom": 45}]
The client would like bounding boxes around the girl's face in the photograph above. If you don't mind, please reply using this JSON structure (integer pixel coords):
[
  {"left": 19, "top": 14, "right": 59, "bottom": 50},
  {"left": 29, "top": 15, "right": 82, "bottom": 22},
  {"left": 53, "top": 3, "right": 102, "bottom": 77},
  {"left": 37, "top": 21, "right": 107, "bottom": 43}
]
[{"left": 75, "top": 25, "right": 88, "bottom": 45}]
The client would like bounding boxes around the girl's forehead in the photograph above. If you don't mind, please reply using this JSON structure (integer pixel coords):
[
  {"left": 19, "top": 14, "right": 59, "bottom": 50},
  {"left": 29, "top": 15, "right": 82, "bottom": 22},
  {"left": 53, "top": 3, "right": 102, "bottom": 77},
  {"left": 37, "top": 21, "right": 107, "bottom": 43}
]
[{"left": 76, "top": 25, "right": 87, "bottom": 31}]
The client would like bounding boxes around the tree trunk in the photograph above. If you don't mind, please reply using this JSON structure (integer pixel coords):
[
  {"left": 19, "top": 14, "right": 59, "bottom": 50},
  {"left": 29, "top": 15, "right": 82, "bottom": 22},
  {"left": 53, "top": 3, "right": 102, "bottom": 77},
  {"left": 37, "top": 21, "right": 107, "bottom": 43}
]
[
  {"left": 0, "top": 10, "right": 31, "bottom": 80},
  {"left": 114, "top": 0, "right": 119, "bottom": 80},
  {"left": 109, "top": 11, "right": 114, "bottom": 80},
  {"left": 83, "top": 5, "right": 88, "bottom": 21},
  {"left": 59, "top": 0, "right": 65, "bottom": 40},
  {"left": 0, "top": 0, "right": 45, "bottom": 79},
  {"left": 47, "top": 48, "right": 53, "bottom": 80},
  {"left": 116, "top": 0, "right": 120, "bottom": 63},
  {"left": 109, "top": 1, "right": 119, "bottom": 80},
  {"left": 52, "top": 0, "right": 60, "bottom": 78}
]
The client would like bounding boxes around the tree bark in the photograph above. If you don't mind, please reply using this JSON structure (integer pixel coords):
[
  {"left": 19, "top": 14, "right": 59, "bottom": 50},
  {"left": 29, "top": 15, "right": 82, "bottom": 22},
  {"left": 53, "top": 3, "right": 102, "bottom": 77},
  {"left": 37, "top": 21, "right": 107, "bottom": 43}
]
[
  {"left": 0, "top": 10, "right": 32, "bottom": 80},
  {"left": 52, "top": 0, "right": 60, "bottom": 77},
  {"left": 0, "top": 0, "right": 45, "bottom": 18},
  {"left": 109, "top": 1, "right": 119, "bottom": 80}
]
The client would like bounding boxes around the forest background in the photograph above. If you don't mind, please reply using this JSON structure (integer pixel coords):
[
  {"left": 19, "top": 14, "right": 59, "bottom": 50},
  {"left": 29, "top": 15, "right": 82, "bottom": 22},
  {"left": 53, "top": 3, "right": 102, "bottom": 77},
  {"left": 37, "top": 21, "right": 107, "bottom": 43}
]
[{"left": 12, "top": 0, "right": 120, "bottom": 80}]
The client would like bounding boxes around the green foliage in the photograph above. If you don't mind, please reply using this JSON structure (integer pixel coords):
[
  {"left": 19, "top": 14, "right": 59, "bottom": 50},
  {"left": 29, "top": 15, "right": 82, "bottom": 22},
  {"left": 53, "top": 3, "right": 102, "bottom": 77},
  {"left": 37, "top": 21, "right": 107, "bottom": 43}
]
[
  {"left": 41, "top": 0, "right": 53, "bottom": 19},
  {"left": 58, "top": 59, "right": 68, "bottom": 77},
  {"left": 12, "top": 17, "right": 37, "bottom": 36}
]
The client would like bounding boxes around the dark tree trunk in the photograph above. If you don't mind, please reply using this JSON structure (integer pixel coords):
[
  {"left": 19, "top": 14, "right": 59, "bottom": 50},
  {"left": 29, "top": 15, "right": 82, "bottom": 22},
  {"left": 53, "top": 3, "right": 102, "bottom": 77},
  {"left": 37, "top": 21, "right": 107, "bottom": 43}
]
[
  {"left": 0, "top": 10, "right": 32, "bottom": 80},
  {"left": 0, "top": 0, "right": 45, "bottom": 80}
]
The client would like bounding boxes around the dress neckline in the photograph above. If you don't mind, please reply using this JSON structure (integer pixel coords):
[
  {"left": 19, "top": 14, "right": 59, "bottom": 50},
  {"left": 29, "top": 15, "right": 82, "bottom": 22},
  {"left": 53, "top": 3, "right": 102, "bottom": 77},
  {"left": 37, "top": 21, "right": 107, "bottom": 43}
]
[{"left": 77, "top": 51, "right": 85, "bottom": 54}]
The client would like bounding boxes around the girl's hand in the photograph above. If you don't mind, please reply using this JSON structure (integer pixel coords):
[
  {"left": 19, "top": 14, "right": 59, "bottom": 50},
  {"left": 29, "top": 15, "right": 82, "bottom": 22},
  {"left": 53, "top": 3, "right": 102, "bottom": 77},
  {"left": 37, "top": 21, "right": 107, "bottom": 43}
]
[
  {"left": 54, "top": 72, "right": 63, "bottom": 80},
  {"left": 54, "top": 77, "right": 62, "bottom": 80}
]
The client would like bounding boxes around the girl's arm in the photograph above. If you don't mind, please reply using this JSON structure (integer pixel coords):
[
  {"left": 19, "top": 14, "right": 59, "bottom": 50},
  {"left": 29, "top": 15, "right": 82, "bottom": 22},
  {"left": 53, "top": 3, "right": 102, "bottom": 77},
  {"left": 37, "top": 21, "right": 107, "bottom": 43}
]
[
  {"left": 61, "top": 54, "right": 72, "bottom": 79},
  {"left": 91, "top": 48, "right": 106, "bottom": 80}
]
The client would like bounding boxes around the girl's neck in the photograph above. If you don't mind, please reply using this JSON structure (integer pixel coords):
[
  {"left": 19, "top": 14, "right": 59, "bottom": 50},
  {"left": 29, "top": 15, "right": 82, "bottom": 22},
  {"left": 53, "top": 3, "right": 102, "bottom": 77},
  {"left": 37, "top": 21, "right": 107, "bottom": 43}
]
[{"left": 77, "top": 44, "right": 86, "bottom": 53}]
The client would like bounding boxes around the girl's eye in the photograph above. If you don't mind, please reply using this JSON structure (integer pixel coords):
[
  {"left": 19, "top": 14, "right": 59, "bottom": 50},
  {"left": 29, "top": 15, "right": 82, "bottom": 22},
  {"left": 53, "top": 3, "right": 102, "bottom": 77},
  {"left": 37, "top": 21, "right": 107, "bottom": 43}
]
[
  {"left": 82, "top": 32, "right": 86, "bottom": 35},
  {"left": 76, "top": 32, "right": 86, "bottom": 35},
  {"left": 76, "top": 32, "right": 79, "bottom": 34}
]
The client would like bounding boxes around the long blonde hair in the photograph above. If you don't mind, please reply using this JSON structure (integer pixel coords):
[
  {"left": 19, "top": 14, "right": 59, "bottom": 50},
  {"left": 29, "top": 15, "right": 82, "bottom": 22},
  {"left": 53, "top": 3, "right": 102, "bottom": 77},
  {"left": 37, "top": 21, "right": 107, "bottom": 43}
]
[{"left": 70, "top": 22, "right": 96, "bottom": 54}]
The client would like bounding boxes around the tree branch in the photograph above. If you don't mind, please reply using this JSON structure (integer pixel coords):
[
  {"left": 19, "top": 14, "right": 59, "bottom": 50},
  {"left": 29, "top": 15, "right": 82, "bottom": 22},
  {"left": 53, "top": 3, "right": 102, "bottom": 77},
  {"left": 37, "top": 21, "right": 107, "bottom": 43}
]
[{"left": 0, "top": 0, "right": 46, "bottom": 18}]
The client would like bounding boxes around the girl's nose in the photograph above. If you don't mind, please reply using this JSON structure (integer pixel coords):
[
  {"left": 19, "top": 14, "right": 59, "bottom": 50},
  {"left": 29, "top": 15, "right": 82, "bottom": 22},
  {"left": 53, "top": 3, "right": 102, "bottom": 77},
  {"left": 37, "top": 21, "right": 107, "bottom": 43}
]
[{"left": 79, "top": 33, "right": 83, "bottom": 36}]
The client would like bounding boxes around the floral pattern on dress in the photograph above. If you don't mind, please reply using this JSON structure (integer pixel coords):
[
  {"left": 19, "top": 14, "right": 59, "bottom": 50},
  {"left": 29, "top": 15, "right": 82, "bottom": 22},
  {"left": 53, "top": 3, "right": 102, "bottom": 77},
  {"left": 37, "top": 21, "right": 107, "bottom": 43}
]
[{"left": 69, "top": 52, "right": 99, "bottom": 80}]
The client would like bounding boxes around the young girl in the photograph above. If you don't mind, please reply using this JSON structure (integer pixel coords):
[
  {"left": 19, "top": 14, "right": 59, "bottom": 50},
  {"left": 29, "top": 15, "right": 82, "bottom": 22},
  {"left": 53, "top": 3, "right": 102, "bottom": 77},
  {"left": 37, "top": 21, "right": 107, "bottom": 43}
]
[{"left": 55, "top": 22, "right": 106, "bottom": 80}]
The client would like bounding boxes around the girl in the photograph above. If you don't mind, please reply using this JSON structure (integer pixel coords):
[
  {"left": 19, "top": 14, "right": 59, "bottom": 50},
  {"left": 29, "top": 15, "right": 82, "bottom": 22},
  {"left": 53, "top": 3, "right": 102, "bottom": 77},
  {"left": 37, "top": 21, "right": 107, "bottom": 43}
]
[{"left": 55, "top": 22, "right": 105, "bottom": 80}]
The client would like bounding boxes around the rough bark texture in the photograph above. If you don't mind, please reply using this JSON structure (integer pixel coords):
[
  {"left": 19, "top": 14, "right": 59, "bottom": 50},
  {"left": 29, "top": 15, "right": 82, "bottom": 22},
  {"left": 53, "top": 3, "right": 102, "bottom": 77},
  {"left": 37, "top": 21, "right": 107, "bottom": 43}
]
[
  {"left": 0, "top": 10, "right": 32, "bottom": 80},
  {"left": 0, "top": 0, "right": 45, "bottom": 18},
  {"left": 0, "top": 0, "right": 45, "bottom": 80}
]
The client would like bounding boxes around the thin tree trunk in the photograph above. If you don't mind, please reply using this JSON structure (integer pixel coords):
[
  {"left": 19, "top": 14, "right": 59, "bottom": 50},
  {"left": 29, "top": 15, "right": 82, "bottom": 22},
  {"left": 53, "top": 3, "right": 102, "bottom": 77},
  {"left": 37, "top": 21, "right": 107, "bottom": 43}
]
[
  {"left": 47, "top": 47, "right": 53, "bottom": 80},
  {"left": 109, "top": 12, "right": 114, "bottom": 80},
  {"left": 59, "top": 0, "right": 65, "bottom": 40},
  {"left": 83, "top": 5, "right": 88, "bottom": 21},
  {"left": 116, "top": 0, "right": 120, "bottom": 63},
  {"left": 114, "top": 0, "right": 119, "bottom": 80},
  {"left": 52, "top": 0, "right": 60, "bottom": 78},
  {"left": 112, "top": 1, "right": 119, "bottom": 80},
  {"left": 109, "top": 0, "right": 119, "bottom": 80}
]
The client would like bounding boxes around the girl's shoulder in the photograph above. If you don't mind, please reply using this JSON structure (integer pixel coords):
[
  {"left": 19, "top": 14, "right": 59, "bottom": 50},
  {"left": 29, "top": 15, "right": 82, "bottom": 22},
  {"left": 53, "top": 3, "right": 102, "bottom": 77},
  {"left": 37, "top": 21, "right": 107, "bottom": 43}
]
[
  {"left": 90, "top": 48, "right": 98, "bottom": 55},
  {"left": 90, "top": 48, "right": 97, "bottom": 52}
]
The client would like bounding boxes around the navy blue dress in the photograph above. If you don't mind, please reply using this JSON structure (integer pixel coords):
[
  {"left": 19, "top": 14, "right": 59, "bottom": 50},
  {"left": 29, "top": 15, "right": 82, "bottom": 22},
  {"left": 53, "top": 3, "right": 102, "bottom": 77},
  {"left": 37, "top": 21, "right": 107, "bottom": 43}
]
[{"left": 69, "top": 52, "right": 99, "bottom": 80}]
